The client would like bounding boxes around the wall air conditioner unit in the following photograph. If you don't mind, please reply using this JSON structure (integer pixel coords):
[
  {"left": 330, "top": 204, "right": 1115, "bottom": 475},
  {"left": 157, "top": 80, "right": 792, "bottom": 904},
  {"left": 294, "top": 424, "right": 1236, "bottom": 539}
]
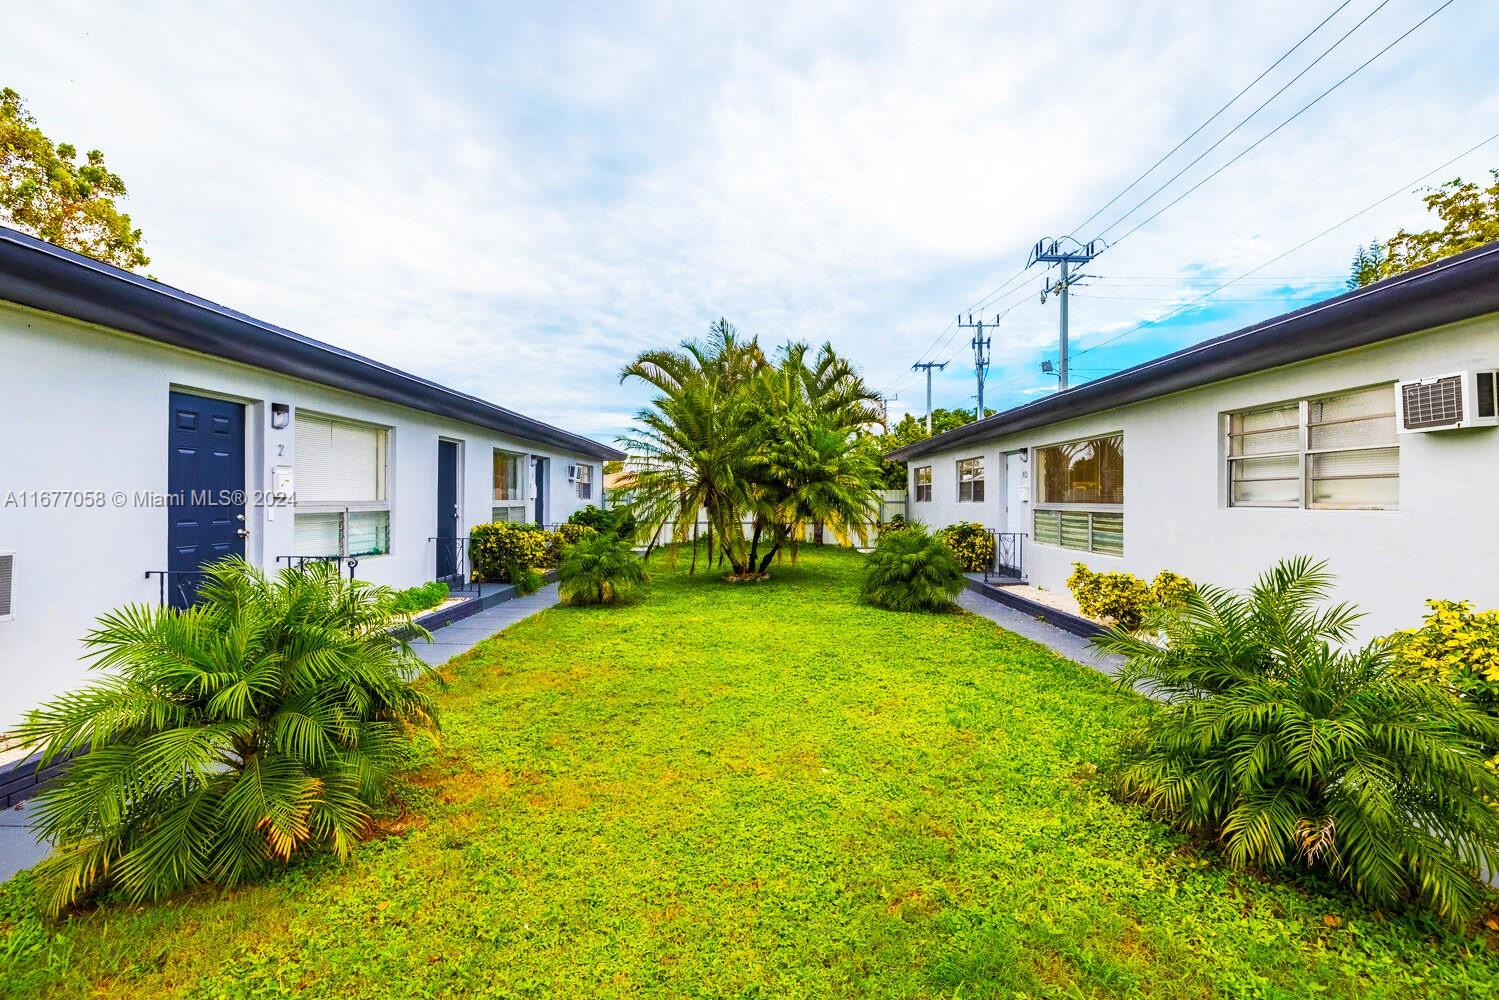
[
  {"left": 0, "top": 550, "right": 13, "bottom": 622},
  {"left": 565, "top": 464, "right": 580, "bottom": 481},
  {"left": 1395, "top": 371, "right": 1499, "bottom": 433}
]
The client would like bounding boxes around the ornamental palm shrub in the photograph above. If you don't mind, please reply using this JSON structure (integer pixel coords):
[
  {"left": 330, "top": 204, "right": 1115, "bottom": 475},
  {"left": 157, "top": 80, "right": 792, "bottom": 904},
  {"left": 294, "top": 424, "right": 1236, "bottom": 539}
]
[
  {"left": 1100, "top": 557, "right": 1499, "bottom": 925},
  {"left": 557, "top": 532, "right": 647, "bottom": 606},
  {"left": 861, "top": 526, "right": 965, "bottom": 612},
  {"left": 14, "top": 559, "right": 439, "bottom": 915}
]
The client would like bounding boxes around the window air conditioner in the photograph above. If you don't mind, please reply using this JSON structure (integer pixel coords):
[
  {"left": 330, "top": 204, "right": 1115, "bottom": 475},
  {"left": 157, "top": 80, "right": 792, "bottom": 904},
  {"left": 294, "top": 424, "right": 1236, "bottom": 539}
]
[
  {"left": 1395, "top": 371, "right": 1498, "bottom": 433},
  {"left": 565, "top": 464, "right": 580, "bottom": 481}
]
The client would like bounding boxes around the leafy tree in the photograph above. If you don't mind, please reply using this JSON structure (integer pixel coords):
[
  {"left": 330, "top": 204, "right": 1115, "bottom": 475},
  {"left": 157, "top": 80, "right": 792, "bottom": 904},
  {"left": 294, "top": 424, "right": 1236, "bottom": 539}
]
[
  {"left": 15, "top": 560, "right": 438, "bottom": 914},
  {"left": 1348, "top": 169, "right": 1499, "bottom": 287},
  {"left": 870, "top": 408, "right": 990, "bottom": 488},
  {"left": 1099, "top": 557, "right": 1499, "bottom": 925},
  {"left": 0, "top": 87, "right": 149, "bottom": 269},
  {"left": 861, "top": 525, "right": 964, "bottom": 612},
  {"left": 558, "top": 533, "right": 648, "bottom": 606}
]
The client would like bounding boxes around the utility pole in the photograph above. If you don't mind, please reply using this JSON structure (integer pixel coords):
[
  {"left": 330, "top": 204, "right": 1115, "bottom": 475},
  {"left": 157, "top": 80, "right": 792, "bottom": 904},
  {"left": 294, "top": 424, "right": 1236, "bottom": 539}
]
[
  {"left": 956, "top": 314, "right": 993, "bottom": 421},
  {"left": 1028, "top": 237, "right": 1101, "bottom": 390},
  {"left": 910, "top": 361, "right": 948, "bottom": 433}
]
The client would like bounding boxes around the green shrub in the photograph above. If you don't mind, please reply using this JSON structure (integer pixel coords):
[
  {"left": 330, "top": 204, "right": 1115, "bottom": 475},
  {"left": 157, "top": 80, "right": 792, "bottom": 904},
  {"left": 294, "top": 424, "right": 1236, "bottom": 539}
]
[
  {"left": 1099, "top": 557, "right": 1499, "bottom": 925},
  {"left": 1148, "top": 569, "right": 1196, "bottom": 609},
  {"left": 14, "top": 559, "right": 439, "bottom": 914},
  {"left": 390, "top": 580, "right": 450, "bottom": 614},
  {"left": 507, "top": 562, "right": 544, "bottom": 596},
  {"left": 878, "top": 514, "right": 908, "bottom": 536},
  {"left": 558, "top": 533, "right": 647, "bottom": 606},
  {"left": 1391, "top": 599, "right": 1499, "bottom": 713},
  {"left": 861, "top": 526, "right": 965, "bottom": 612},
  {"left": 545, "top": 522, "right": 597, "bottom": 566},
  {"left": 567, "top": 505, "right": 638, "bottom": 541},
  {"left": 1067, "top": 563, "right": 1196, "bottom": 630},
  {"left": 935, "top": 521, "right": 995, "bottom": 572},
  {"left": 471, "top": 521, "right": 547, "bottom": 582}
]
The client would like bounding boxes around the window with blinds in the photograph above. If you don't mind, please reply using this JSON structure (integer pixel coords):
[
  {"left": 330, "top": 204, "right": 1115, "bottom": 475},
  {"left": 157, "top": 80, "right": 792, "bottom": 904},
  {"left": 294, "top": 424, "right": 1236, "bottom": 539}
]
[
  {"left": 1228, "top": 384, "right": 1398, "bottom": 510},
  {"left": 293, "top": 412, "right": 391, "bottom": 556},
  {"left": 1032, "top": 433, "right": 1124, "bottom": 555},
  {"left": 957, "top": 458, "right": 984, "bottom": 502},
  {"left": 913, "top": 466, "right": 932, "bottom": 502},
  {"left": 574, "top": 464, "right": 594, "bottom": 500},
  {"left": 493, "top": 451, "right": 526, "bottom": 522}
]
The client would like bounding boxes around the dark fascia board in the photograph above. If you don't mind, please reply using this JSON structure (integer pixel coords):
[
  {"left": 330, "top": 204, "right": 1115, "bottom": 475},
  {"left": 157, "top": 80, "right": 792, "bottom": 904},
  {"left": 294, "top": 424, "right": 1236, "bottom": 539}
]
[
  {"left": 0, "top": 226, "right": 625, "bottom": 462},
  {"left": 889, "top": 239, "right": 1499, "bottom": 463}
]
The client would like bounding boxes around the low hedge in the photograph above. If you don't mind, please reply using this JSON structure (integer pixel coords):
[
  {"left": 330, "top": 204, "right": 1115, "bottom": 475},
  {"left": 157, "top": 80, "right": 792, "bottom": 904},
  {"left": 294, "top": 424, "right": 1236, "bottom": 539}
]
[
  {"left": 1066, "top": 562, "right": 1196, "bottom": 631},
  {"left": 471, "top": 522, "right": 549, "bottom": 583},
  {"left": 935, "top": 521, "right": 995, "bottom": 572}
]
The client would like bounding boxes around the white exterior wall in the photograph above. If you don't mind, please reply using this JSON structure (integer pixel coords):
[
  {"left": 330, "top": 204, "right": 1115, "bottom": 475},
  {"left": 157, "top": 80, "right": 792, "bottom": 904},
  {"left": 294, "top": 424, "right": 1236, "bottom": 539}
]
[
  {"left": 907, "top": 314, "right": 1499, "bottom": 638},
  {"left": 0, "top": 303, "right": 608, "bottom": 731}
]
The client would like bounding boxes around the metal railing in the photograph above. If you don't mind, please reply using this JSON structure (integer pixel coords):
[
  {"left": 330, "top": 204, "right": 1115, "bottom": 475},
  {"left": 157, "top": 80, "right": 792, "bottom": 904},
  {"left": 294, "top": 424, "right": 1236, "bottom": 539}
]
[
  {"left": 429, "top": 536, "right": 479, "bottom": 593},
  {"left": 274, "top": 554, "right": 360, "bottom": 579},
  {"left": 144, "top": 569, "right": 210, "bottom": 608},
  {"left": 983, "top": 531, "right": 1026, "bottom": 582}
]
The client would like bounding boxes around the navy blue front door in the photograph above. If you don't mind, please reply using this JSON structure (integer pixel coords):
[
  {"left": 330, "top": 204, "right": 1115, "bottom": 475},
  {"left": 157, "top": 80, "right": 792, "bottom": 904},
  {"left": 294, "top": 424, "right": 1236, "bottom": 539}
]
[
  {"left": 436, "top": 440, "right": 459, "bottom": 580},
  {"left": 167, "top": 391, "right": 246, "bottom": 608},
  {"left": 532, "top": 457, "right": 547, "bottom": 524}
]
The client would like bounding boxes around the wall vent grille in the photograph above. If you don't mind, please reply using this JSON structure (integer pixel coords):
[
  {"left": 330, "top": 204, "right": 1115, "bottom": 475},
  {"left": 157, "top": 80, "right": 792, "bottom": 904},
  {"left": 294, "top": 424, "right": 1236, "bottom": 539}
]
[{"left": 0, "top": 552, "right": 12, "bottom": 620}]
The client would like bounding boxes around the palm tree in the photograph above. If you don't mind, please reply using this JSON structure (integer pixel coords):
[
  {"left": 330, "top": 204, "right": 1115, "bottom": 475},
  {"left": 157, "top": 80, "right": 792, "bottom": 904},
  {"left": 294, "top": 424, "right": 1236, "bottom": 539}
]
[
  {"left": 620, "top": 324, "right": 884, "bottom": 577},
  {"left": 618, "top": 319, "right": 764, "bottom": 575},
  {"left": 1099, "top": 557, "right": 1499, "bottom": 924},
  {"left": 15, "top": 559, "right": 439, "bottom": 914}
]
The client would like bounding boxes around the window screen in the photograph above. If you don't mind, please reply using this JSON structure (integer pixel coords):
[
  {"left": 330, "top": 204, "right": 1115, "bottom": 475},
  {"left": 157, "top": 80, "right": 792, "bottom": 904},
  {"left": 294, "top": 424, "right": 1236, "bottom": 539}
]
[{"left": 1228, "top": 385, "right": 1398, "bottom": 510}]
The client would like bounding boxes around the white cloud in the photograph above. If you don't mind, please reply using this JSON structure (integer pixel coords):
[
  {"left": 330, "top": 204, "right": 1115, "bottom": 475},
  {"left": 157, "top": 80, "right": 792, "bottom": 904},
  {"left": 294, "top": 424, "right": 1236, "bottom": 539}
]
[{"left": 7, "top": 0, "right": 1495, "bottom": 434}]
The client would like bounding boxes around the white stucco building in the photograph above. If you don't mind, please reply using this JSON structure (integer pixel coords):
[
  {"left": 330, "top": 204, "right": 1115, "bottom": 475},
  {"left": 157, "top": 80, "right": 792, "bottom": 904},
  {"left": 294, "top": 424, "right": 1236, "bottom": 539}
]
[
  {"left": 890, "top": 241, "right": 1499, "bottom": 638},
  {"left": 0, "top": 226, "right": 621, "bottom": 735}
]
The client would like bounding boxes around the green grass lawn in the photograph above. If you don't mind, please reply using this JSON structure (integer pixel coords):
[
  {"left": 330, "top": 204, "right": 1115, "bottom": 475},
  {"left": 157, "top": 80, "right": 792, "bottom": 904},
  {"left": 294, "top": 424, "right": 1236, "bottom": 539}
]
[{"left": 3, "top": 547, "right": 1497, "bottom": 998}]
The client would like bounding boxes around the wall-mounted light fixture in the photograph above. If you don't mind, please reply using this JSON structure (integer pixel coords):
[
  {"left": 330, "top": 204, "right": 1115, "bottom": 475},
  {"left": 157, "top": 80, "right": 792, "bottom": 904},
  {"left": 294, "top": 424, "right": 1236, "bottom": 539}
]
[{"left": 271, "top": 403, "right": 290, "bottom": 430}]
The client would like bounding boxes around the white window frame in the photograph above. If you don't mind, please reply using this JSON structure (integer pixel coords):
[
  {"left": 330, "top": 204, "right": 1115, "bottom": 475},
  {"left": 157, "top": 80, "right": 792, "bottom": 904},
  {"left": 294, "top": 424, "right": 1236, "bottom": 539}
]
[
  {"left": 492, "top": 449, "right": 527, "bottom": 522},
  {"left": 574, "top": 463, "right": 594, "bottom": 501},
  {"left": 1227, "top": 384, "right": 1399, "bottom": 511},
  {"left": 913, "top": 465, "right": 932, "bottom": 503},
  {"left": 293, "top": 412, "right": 392, "bottom": 558},
  {"left": 956, "top": 458, "right": 984, "bottom": 503},
  {"left": 1031, "top": 432, "right": 1125, "bottom": 556}
]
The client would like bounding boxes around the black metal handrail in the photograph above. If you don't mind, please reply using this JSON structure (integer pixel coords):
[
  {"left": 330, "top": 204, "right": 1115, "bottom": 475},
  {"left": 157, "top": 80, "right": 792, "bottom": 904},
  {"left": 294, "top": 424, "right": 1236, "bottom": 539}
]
[
  {"left": 143, "top": 569, "right": 210, "bottom": 608},
  {"left": 429, "top": 536, "right": 478, "bottom": 593},
  {"left": 984, "top": 531, "right": 1026, "bottom": 582},
  {"left": 274, "top": 555, "right": 360, "bottom": 579}
]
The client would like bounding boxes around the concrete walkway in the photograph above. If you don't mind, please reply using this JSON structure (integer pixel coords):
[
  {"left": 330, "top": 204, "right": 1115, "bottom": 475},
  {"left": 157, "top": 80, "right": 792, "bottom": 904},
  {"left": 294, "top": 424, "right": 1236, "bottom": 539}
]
[
  {"left": 0, "top": 585, "right": 562, "bottom": 885},
  {"left": 957, "top": 589, "right": 1127, "bottom": 677},
  {"left": 413, "top": 583, "right": 560, "bottom": 666}
]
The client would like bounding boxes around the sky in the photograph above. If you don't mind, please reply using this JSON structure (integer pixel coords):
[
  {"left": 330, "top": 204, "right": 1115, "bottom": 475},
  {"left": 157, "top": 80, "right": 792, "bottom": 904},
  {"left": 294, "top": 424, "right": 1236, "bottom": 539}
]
[{"left": 8, "top": 1, "right": 1498, "bottom": 443}]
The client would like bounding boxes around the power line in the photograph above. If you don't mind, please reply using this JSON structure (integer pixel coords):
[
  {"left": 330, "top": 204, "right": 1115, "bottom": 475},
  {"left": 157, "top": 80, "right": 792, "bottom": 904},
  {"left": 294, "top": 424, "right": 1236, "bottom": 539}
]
[
  {"left": 1092, "top": 0, "right": 1395, "bottom": 244},
  {"left": 1101, "top": 0, "right": 1457, "bottom": 249},
  {"left": 1067, "top": 0, "right": 1355, "bottom": 238},
  {"left": 883, "top": 3, "right": 1358, "bottom": 394},
  {"left": 982, "top": 127, "right": 1499, "bottom": 400}
]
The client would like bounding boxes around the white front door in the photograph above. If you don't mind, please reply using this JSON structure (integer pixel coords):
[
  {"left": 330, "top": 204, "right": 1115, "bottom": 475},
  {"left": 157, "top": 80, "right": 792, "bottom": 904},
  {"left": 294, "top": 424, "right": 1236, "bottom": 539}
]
[{"left": 1005, "top": 451, "right": 1029, "bottom": 535}]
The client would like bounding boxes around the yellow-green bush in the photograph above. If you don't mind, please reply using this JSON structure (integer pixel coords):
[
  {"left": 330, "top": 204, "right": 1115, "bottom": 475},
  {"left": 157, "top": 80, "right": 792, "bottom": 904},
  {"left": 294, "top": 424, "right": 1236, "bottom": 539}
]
[
  {"left": 1150, "top": 569, "right": 1196, "bottom": 610},
  {"left": 471, "top": 522, "right": 548, "bottom": 583},
  {"left": 935, "top": 521, "right": 995, "bottom": 572},
  {"left": 545, "top": 523, "right": 597, "bottom": 566},
  {"left": 1067, "top": 563, "right": 1197, "bottom": 630},
  {"left": 1391, "top": 600, "right": 1499, "bottom": 711}
]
